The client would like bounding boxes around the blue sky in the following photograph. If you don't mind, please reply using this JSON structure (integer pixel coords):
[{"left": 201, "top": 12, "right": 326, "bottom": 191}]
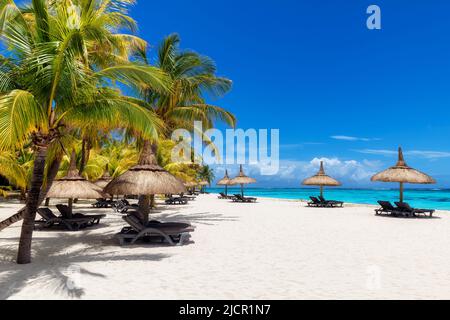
[{"left": 132, "top": 0, "right": 450, "bottom": 187}]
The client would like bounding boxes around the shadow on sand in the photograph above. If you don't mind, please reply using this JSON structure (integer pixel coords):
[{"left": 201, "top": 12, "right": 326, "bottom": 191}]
[
  {"left": 0, "top": 201, "right": 238, "bottom": 299},
  {"left": 155, "top": 207, "right": 239, "bottom": 226},
  {"left": 0, "top": 229, "right": 170, "bottom": 299}
]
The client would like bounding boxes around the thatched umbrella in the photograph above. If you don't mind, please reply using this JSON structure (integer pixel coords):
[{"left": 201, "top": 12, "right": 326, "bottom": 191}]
[
  {"left": 184, "top": 181, "right": 197, "bottom": 188},
  {"left": 46, "top": 151, "right": 107, "bottom": 218},
  {"left": 104, "top": 141, "right": 186, "bottom": 223},
  {"left": 230, "top": 165, "right": 256, "bottom": 196},
  {"left": 371, "top": 147, "right": 436, "bottom": 202},
  {"left": 217, "top": 169, "right": 232, "bottom": 196},
  {"left": 183, "top": 181, "right": 198, "bottom": 193},
  {"left": 184, "top": 181, "right": 198, "bottom": 188},
  {"left": 197, "top": 180, "right": 209, "bottom": 193},
  {"left": 94, "top": 165, "right": 112, "bottom": 189},
  {"left": 302, "top": 161, "right": 341, "bottom": 198}
]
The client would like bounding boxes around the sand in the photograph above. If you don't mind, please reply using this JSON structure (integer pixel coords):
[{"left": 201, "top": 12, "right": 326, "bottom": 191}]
[{"left": 0, "top": 194, "right": 449, "bottom": 300}]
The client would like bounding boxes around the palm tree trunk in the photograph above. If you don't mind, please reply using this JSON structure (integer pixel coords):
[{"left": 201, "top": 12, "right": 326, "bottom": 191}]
[
  {"left": 78, "top": 138, "right": 91, "bottom": 176},
  {"left": 0, "top": 212, "right": 26, "bottom": 231},
  {"left": 17, "top": 147, "right": 48, "bottom": 264},
  {"left": 20, "top": 189, "right": 27, "bottom": 202},
  {"left": 0, "top": 153, "right": 62, "bottom": 232},
  {"left": 150, "top": 195, "right": 156, "bottom": 209},
  {"left": 136, "top": 140, "right": 162, "bottom": 221},
  {"left": 137, "top": 140, "right": 154, "bottom": 224}
]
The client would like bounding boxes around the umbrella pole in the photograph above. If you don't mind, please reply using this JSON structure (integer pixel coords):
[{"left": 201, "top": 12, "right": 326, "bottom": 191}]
[
  {"left": 68, "top": 198, "right": 73, "bottom": 218},
  {"left": 320, "top": 186, "right": 324, "bottom": 198},
  {"left": 400, "top": 182, "right": 404, "bottom": 203},
  {"left": 150, "top": 195, "right": 156, "bottom": 210},
  {"left": 225, "top": 185, "right": 228, "bottom": 196},
  {"left": 138, "top": 195, "right": 150, "bottom": 225},
  {"left": 241, "top": 184, "right": 244, "bottom": 197}
]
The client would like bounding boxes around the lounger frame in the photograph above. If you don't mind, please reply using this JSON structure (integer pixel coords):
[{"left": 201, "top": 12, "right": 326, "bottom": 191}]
[
  {"left": 116, "top": 215, "right": 194, "bottom": 246},
  {"left": 35, "top": 208, "right": 95, "bottom": 231},
  {"left": 232, "top": 194, "right": 257, "bottom": 203}
]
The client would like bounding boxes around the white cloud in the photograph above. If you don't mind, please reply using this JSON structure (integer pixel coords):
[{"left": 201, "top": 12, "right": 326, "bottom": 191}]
[
  {"left": 354, "top": 149, "right": 396, "bottom": 156},
  {"left": 302, "top": 157, "right": 381, "bottom": 182},
  {"left": 356, "top": 149, "right": 450, "bottom": 159},
  {"left": 331, "top": 135, "right": 380, "bottom": 142},
  {"left": 408, "top": 151, "right": 450, "bottom": 159},
  {"left": 212, "top": 157, "right": 382, "bottom": 187}
]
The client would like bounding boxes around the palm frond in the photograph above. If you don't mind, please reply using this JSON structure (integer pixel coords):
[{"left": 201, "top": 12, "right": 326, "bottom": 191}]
[
  {"left": 0, "top": 89, "right": 47, "bottom": 150},
  {"left": 95, "top": 64, "right": 171, "bottom": 94}
]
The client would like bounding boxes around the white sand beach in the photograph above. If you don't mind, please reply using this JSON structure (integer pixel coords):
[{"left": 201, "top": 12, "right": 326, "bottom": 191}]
[{"left": 1, "top": 194, "right": 450, "bottom": 300}]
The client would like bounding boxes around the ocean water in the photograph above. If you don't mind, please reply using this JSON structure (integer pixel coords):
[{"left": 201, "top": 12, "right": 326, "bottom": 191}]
[{"left": 206, "top": 187, "right": 450, "bottom": 210}]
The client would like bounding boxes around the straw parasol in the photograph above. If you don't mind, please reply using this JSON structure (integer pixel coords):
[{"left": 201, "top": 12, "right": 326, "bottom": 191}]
[
  {"left": 184, "top": 181, "right": 198, "bottom": 188},
  {"left": 230, "top": 165, "right": 256, "bottom": 196},
  {"left": 184, "top": 180, "right": 198, "bottom": 193},
  {"left": 302, "top": 161, "right": 341, "bottom": 198},
  {"left": 217, "top": 169, "right": 232, "bottom": 196},
  {"left": 371, "top": 147, "right": 436, "bottom": 202},
  {"left": 104, "top": 141, "right": 186, "bottom": 223},
  {"left": 198, "top": 180, "right": 209, "bottom": 193},
  {"left": 46, "top": 151, "right": 107, "bottom": 217},
  {"left": 94, "top": 164, "right": 112, "bottom": 189}
]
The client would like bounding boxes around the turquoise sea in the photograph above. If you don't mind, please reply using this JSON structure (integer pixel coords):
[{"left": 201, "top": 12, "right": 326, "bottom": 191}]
[{"left": 206, "top": 187, "right": 450, "bottom": 210}]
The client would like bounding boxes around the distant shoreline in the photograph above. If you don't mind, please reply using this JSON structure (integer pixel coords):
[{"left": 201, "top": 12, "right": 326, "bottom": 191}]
[{"left": 207, "top": 187, "right": 450, "bottom": 210}]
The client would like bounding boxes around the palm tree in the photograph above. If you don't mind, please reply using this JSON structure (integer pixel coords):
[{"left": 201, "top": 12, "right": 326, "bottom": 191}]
[
  {"left": 82, "top": 139, "right": 140, "bottom": 180},
  {"left": 0, "top": 0, "right": 170, "bottom": 264},
  {"left": 135, "top": 34, "right": 236, "bottom": 208},
  {"left": 198, "top": 165, "right": 215, "bottom": 185},
  {"left": 143, "top": 33, "right": 236, "bottom": 137},
  {"left": 157, "top": 139, "right": 199, "bottom": 182}
]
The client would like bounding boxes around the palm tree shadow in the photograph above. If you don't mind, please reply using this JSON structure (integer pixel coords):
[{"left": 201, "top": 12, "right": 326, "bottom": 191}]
[
  {"left": 154, "top": 210, "right": 239, "bottom": 226},
  {"left": 0, "top": 230, "right": 170, "bottom": 300}
]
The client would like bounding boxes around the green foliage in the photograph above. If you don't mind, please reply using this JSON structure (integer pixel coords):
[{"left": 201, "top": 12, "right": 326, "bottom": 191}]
[
  {"left": 142, "top": 33, "right": 236, "bottom": 136},
  {"left": 197, "top": 165, "right": 215, "bottom": 184},
  {"left": 0, "top": 0, "right": 169, "bottom": 153},
  {"left": 0, "top": 148, "right": 34, "bottom": 192},
  {"left": 157, "top": 139, "right": 199, "bottom": 182}
]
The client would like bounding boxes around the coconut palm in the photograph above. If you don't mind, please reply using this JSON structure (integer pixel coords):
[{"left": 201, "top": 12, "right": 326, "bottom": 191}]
[
  {"left": 0, "top": 148, "right": 34, "bottom": 199},
  {"left": 157, "top": 139, "right": 199, "bottom": 182},
  {"left": 198, "top": 165, "right": 215, "bottom": 185},
  {"left": 142, "top": 33, "right": 236, "bottom": 136},
  {"left": 82, "top": 140, "right": 140, "bottom": 180},
  {"left": 0, "top": 0, "right": 170, "bottom": 264},
  {"left": 126, "top": 34, "right": 235, "bottom": 212}
]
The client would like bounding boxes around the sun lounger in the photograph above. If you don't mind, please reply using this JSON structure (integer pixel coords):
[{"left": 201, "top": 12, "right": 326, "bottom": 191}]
[
  {"left": 218, "top": 192, "right": 234, "bottom": 200},
  {"left": 395, "top": 202, "right": 435, "bottom": 218},
  {"left": 35, "top": 208, "right": 95, "bottom": 231},
  {"left": 165, "top": 196, "right": 188, "bottom": 205},
  {"left": 375, "top": 201, "right": 401, "bottom": 216},
  {"left": 318, "top": 196, "right": 344, "bottom": 208},
  {"left": 308, "top": 196, "right": 341, "bottom": 208},
  {"left": 232, "top": 194, "right": 257, "bottom": 203},
  {"left": 56, "top": 204, "right": 105, "bottom": 224},
  {"left": 307, "top": 196, "right": 323, "bottom": 207},
  {"left": 92, "top": 199, "right": 116, "bottom": 208},
  {"left": 113, "top": 199, "right": 139, "bottom": 213},
  {"left": 179, "top": 193, "right": 196, "bottom": 201},
  {"left": 116, "top": 214, "right": 195, "bottom": 246}
]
